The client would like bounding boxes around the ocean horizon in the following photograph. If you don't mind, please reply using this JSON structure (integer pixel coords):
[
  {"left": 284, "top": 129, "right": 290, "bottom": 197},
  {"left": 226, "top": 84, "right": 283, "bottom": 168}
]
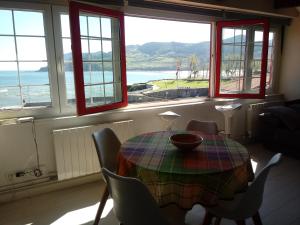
[{"left": 0, "top": 70, "right": 209, "bottom": 107}]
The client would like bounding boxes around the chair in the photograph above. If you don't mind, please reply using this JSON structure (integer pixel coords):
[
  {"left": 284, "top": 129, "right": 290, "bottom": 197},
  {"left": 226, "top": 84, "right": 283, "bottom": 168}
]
[
  {"left": 102, "top": 167, "right": 171, "bottom": 225},
  {"left": 202, "top": 153, "right": 282, "bottom": 225},
  {"left": 186, "top": 120, "right": 218, "bottom": 135},
  {"left": 92, "top": 128, "right": 121, "bottom": 225}
]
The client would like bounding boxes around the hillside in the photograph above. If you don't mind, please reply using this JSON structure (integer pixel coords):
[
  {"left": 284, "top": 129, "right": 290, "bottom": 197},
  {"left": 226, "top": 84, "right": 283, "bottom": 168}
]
[{"left": 40, "top": 35, "right": 265, "bottom": 72}]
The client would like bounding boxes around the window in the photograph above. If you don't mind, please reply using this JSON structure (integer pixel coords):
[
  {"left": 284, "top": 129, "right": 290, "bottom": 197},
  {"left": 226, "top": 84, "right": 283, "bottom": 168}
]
[
  {"left": 0, "top": 8, "right": 51, "bottom": 108},
  {"left": 215, "top": 19, "right": 269, "bottom": 98},
  {"left": 69, "top": 1, "right": 127, "bottom": 115},
  {"left": 125, "top": 17, "right": 211, "bottom": 104},
  {"left": 0, "top": 1, "right": 279, "bottom": 118}
]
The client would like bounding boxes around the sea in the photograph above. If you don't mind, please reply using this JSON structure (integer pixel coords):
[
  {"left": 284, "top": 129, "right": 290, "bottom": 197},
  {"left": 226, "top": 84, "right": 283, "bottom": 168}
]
[{"left": 0, "top": 70, "right": 206, "bottom": 107}]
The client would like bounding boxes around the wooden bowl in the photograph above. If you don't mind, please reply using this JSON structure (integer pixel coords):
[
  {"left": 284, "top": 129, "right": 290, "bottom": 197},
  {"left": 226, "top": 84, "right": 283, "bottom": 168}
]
[{"left": 170, "top": 133, "right": 203, "bottom": 151}]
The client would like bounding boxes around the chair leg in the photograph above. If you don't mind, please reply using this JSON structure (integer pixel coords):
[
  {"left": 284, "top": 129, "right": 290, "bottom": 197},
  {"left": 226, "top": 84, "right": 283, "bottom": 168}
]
[
  {"left": 93, "top": 186, "right": 109, "bottom": 225},
  {"left": 235, "top": 220, "right": 246, "bottom": 225},
  {"left": 202, "top": 211, "right": 214, "bottom": 225},
  {"left": 252, "top": 211, "right": 263, "bottom": 225}
]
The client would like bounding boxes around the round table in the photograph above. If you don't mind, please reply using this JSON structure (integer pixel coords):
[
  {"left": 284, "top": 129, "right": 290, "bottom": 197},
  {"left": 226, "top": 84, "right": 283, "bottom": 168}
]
[{"left": 118, "top": 130, "right": 254, "bottom": 209}]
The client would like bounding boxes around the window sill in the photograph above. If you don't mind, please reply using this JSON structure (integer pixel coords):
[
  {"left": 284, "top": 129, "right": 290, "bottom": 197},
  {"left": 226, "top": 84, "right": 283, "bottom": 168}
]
[{"left": 57, "top": 97, "right": 236, "bottom": 121}]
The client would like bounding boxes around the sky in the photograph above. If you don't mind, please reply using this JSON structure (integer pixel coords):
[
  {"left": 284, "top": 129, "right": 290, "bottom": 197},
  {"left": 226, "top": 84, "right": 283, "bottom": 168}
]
[
  {"left": 0, "top": 10, "right": 269, "bottom": 72},
  {"left": 124, "top": 16, "right": 211, "bottom": 45}
]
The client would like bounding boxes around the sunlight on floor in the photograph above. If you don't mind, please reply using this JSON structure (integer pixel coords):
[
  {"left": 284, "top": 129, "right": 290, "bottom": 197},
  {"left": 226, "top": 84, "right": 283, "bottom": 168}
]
[
  {"left": 50, "top": 199, "right": 114, "bottom": 225},
  {"left": 251, "top": 158, "right": 258, "bottom": 173}
]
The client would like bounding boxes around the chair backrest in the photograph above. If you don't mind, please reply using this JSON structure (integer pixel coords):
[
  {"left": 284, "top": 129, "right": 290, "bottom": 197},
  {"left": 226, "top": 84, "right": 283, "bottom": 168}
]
[
  {"left": 186, "top": 120, "right": 218, "bottom": 135},
  {"left": 92, "top": 128, "right": 121, "bottom": 172},
  {"left": 234, "top": 153, "right": 282, "bottom": 218},
  {"left": 102, "top": 168, "right": 170, "bottom": 225}
]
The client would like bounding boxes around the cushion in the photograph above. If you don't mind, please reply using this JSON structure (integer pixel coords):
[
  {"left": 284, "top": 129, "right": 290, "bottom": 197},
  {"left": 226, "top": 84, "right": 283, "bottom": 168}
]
[{"left": 266, "top": 106, "right": 300, "bottom": 131}]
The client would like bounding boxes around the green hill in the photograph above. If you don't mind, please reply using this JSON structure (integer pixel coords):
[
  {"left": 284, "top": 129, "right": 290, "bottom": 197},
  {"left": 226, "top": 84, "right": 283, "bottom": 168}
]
[{"left": 39, "top": 35, "right": 266, "bottom": 72}]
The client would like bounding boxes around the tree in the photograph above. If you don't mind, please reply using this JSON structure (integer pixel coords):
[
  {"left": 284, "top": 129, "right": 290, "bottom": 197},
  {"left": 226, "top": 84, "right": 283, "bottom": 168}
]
[
  {"left": 188, "top": 54, "right": 199, "bottom": 79},
  {"left": 175, "top": 58, "right": 182, "bottom": 89}
]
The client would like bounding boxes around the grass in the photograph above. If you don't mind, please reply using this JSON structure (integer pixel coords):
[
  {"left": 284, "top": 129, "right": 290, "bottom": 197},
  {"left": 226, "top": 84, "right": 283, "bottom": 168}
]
[{"left": 148, "top": 79, "right": 209, "bottom": 90}]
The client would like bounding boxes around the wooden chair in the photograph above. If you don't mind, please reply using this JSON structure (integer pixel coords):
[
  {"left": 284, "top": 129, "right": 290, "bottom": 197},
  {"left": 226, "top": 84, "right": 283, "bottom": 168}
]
[
  {"left": 92, "top": 128, "right": 121, "bottom": 225},
  {"left": 102, "top": 167, "right": 171, "bottom": 225},
  {"left": 202, "top": 153, "right": 282, "bottom": 225},
  {"left": 186, "top": 120, "right": 218, "bottom": 135}
]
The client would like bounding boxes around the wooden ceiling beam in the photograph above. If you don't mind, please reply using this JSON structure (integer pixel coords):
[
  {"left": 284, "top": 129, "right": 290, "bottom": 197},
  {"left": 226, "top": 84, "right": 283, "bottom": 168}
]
[{"left": 274, "top": 0, "right": 300, "bottom": 9}]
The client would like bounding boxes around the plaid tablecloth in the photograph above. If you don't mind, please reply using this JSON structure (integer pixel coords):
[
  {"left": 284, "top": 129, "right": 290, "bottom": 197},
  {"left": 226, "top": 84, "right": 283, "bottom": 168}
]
[{"left": 118, "top": 130, "right": 254, "bottom": 209}]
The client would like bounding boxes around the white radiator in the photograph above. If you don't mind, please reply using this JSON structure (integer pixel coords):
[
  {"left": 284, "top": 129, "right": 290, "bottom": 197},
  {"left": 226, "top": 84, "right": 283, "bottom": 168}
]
[
  {"left": 247, "top": 101, "right": 283, "bottom": 138},
  {"left": 53, "top": 120, "right": 134, "bottom": 180}
]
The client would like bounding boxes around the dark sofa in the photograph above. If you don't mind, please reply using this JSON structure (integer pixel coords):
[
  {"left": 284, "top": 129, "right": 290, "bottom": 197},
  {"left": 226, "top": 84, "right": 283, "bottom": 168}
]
[{"left": 258, "top": 99, "right": 300, "bottom": 158}]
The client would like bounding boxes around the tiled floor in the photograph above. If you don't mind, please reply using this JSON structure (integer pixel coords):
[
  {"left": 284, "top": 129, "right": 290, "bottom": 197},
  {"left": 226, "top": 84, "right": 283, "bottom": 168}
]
[{"left": 0, "top": 143, "right": 299, "bottom": 225}]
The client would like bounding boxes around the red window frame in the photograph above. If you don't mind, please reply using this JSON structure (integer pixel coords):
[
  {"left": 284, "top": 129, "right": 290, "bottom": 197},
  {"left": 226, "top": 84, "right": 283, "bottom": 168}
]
[
  {"left": 215, "top": 19, "right": 269, "bottom": 99},
  {"left": 69, "top": 1, "right": 127, "bottom": 116}
]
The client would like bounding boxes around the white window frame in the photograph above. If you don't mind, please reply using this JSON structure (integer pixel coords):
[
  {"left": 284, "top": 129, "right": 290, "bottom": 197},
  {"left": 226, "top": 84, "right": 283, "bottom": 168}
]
[
  {"left": 52, "top": 6, "right": 76, "bottom": 115},
  {"left": 0, "top": 1, "right": 60, "bottom": 119},
  {"left": 266, "top": 26, "right": 281, "bottom": 94}
]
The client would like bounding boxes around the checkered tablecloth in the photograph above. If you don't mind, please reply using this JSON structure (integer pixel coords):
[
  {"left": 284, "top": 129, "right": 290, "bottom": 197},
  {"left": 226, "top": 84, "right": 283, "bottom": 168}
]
[{"left": 118, "top": 130, "right": 254, "bottom": 209}]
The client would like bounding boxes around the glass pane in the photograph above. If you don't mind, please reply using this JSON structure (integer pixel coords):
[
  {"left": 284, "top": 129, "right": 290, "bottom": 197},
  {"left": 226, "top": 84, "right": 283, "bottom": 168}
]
[
  {"left": 83, "top": 62, "right": 91, "bottom": 84},
  {"left": 81, "top": 38, "right": 89, "bottom": 60},
  {"left": 222, "top": 28, "right": 234, "bottom": 43},
  {"left": 79, "top": 15, "right": 88, "bottom": 36},
  {"left": 254, "top": 31, "right": 263, "bottom": 44},
  {"left": 14, "top": 11, "right": 44, "bottom": 36},
  {"left": 64, "top": 62, "right": 73, "bottom": 73},
  {"left": 19, "top": 62, "right": 49, "bottom": 85},
  {"left": 85, "top": 85, "right": 105, "bottom": 107},
  {"left": 0, "top": 86, "right": 21, "bottom": 108},
  {"left": 0, "top": 36, "right": 16, "bottom": 60},
  {"left": 91, "top": 64, "right": 103, "bottom": 84},
  {"left": 63, "top": 38, "right": 72, "bottom": 61},
  {"left": 221, "top": 60, "right": 241, "bottom": 78},
  {"left": 101, "top": 17, "right": 111, "bottom": 38},
  {"left": 103, "top": 62, "right": 113, "bottom": 83},
  {"left": 222, "top": 45, "right": 234, "bottom": 60},
  {"left": 268, "top": 46, "right": 273, "bottom": 59},
  {"left": 269, "top": 32, "right": 274, "bottom": 46},
  {"left": 102, "top": 40, "right": 112, "bottom": 53},
  {"left": 60, "top": 14, "right": 70, "bottom": 38},
  {"left": 84, "top": 63, "right": 103, "bottom": 84},
  {"left": 0, "top": 10, "right": 13, "bottom": 35},
  {"left": 102, "top": 40, "right": 112, "bottom": 60},
  {"left": 0, "top": 62, "right": 18, "bottom": 86},
  {"left": 252, "top": 60, "right": 261, "bottom": 75},
  {"left": 234, "top": 45, "right": 245, "bottom": 60},
  {"left": 253, "top": 45, "right": 263, "bottom": 60},
  {"left": 88, "top": 16, "right": 101, "bottom": 37},
  {"left": 105, "top": 83, "right": 114, "bottom": 97},
  {"left": 89, "top": 39, "right": 102, "bottom": 60},
  {"left": 21, "top": 85, "right": 51, "bottom": 105},
  {"left": 105, "top": 84, "right": 114, "bottom": 104},
  {"left": 220, "top": 78, "right": 241, "bottom": 93},
  {"left": 64, "top": 63, "right": 75, "bottom": 101},
  {"left": 17, "top": 37, "right": 47, "bottom": 60}
]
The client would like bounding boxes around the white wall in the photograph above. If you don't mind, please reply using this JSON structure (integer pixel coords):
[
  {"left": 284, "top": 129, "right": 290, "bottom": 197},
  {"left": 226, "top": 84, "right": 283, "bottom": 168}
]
[
  {"left": 279, "top": 16, "right": 300, "bottom": 101},
  {"left": 1, "top": 99, "right": 255, "bottom": 188}
]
